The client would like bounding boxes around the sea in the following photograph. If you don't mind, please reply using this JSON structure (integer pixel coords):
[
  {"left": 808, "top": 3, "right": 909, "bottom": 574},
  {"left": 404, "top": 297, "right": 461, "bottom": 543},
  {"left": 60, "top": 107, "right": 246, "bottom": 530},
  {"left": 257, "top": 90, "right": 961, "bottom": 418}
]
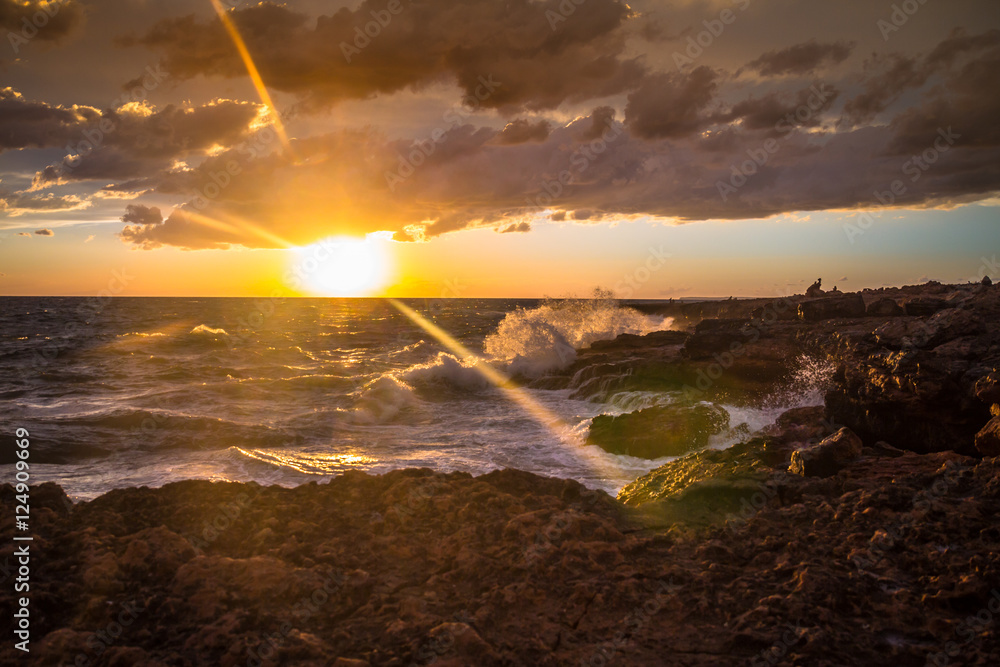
[{"left": 0, "top": 296, "right": 827, "bottom": 500}]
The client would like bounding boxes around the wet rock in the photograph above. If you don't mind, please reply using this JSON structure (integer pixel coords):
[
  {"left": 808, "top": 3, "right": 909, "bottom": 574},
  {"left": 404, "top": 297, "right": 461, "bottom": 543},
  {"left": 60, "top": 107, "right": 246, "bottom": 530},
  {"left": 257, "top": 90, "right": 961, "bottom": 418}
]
[
  {"left": 797, "top": 294, "right": 866, "bottom": 321},
  {"left": 789, "top": 428, "right": 863, "bottom": 477},
  {"left": 587, "top": 403, "right": 730, "bottom": 459}
]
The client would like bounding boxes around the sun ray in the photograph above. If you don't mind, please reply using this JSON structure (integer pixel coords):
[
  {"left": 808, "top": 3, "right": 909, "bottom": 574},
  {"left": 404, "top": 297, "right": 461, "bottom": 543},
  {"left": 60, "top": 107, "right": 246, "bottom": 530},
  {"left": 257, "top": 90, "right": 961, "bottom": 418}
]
[
  {"left": 180, "top": 209, "right": 296, "bottom": 249},
  {"left": 387, "top": 298, "right": 573, "bottom": 440},
  {"left": 208, "top": 0, "right": 295, "bottom": 160}
]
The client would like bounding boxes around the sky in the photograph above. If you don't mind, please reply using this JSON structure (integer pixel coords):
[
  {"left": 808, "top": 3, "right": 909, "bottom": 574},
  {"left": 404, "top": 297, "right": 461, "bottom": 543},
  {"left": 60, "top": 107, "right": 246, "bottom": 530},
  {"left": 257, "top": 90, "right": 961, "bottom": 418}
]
[{"left": 0, "top": 0, "right": 998, "bottom": 297}]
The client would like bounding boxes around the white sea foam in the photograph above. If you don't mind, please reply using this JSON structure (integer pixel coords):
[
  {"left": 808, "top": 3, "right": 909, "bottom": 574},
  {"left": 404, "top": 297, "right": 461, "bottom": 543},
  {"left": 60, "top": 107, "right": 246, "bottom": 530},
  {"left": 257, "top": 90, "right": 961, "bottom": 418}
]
[
  {"left": 352, "top": 375, "right": 422, "bottom": 424},
  {"left": 484, "top": 292, "right": 674, "bottom": 377},
  {"left": 190, "top": 324, "right": 229, "bottom": 336}
]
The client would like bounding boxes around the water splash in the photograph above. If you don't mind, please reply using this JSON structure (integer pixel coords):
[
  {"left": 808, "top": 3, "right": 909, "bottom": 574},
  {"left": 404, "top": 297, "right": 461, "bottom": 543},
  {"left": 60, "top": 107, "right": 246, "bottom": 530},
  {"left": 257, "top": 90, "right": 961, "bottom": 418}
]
[{"left": 484, "top": 289, "right": 673, "bottom": 377}]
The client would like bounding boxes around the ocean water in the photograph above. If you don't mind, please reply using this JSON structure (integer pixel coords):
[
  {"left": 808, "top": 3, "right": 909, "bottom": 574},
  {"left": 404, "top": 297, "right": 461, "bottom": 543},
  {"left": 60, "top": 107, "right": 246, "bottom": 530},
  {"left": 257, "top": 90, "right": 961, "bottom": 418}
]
[{"left": 0, "top": 296, "right": 825, "bottom": 500}]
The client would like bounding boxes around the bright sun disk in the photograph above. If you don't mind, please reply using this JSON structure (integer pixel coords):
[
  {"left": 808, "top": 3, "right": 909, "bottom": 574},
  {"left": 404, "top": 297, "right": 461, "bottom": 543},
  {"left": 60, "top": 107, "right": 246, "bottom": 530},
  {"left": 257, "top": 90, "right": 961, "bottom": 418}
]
[{"left": 290, "top": 235, "right": 391, "bottom": 296}]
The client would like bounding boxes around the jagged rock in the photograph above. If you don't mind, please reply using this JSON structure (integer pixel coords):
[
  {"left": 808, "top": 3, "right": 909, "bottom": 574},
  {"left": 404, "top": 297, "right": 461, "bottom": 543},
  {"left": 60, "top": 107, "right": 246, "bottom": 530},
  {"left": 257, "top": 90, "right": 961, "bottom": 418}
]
[
  {"left": 797, "top": 294, "right": 866, "bottom": 321},
  {"left": 788, "top": 428, "right": 863, "bottom": 477},
  {"left": 865, "top": 298, "right": 904, "bottom": 316},
  {"left": 587, "top": 403, "right": 730, "bottom": 459},
  {"left": 984, "top": 275, "right": 993, "bottom": 286},
  {"left": 976, "top": 417, "right": 1000, "bottom": 457}
]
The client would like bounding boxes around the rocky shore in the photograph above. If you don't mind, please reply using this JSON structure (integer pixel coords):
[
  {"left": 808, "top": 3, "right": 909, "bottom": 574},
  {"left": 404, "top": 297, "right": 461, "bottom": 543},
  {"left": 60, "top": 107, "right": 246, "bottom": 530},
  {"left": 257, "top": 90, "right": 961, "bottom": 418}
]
[{"left": 3, "top": 280, "right": 1000, "bottom": 666}]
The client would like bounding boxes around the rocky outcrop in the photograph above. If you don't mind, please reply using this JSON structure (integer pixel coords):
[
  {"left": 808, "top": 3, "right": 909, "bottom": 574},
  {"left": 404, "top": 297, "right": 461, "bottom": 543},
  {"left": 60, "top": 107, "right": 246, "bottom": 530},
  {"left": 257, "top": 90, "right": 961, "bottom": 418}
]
[
  {"left": 788, "top": 427, "right": 863, "bottom": 477},
  {"left": 865, "top": 297, "right": 904, "bottom": 316},
  {"left": 797, "top": 293, "right": 866, "bottom": 321},
  {"left": 8, "top": 447, "right": 1000, "bottom": 666},
  {"left": 587, "top": 403, "right": 730, "bottom": 459}
]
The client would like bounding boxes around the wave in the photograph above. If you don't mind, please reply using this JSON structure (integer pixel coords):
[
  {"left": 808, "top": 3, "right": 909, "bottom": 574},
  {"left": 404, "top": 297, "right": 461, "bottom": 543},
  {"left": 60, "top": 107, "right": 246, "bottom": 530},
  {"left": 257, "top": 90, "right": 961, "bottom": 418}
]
[
  {"left": 189, "top": 324, "right": 229, "bottom": 336},
  {"left": 351, "top": 375, "right": 424, "bottom": 425},
  {"left": 351, "top": 352, "right": 500, "bottom": 424},
  {"left": 484, "top": 290, "right": 674, "bottom": 377}
]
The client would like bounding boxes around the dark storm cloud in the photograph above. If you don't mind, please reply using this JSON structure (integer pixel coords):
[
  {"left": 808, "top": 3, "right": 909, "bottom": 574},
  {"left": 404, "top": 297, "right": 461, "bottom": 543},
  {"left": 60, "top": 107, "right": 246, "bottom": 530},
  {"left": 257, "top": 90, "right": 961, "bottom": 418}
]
[
  {"left": 26, "top": 98, "right": 262, "bottom": 187},
  {"left": 841, "top": 28, "right": 999, "bottom": 126},
  {"left": 745, "top": 40, "right": 855, "bottom": 77},
  {"left": 0, "top": 87, "right": 100, "bottom": 150},
  {"left": 120, "top": 0, "right": 643, "bottom": 112},
  {"left": 720, "top": 84, "right": 840, "bottom": 134},
  {"left": 624, "top": 67, "right": 718, "bottom": 139},
  {"left": 1, "top": 0, "right": 84, "bottom": 48},
  {"left": 0, "top": 1, "right": 989, "bottom": 250}
]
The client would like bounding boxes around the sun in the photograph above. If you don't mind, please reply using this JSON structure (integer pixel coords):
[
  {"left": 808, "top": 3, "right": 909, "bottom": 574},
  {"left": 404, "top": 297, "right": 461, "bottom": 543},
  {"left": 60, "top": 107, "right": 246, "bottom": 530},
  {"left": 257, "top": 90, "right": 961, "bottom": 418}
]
[{"left": 289, "top": 235, "right": 392, "bottom": 296}]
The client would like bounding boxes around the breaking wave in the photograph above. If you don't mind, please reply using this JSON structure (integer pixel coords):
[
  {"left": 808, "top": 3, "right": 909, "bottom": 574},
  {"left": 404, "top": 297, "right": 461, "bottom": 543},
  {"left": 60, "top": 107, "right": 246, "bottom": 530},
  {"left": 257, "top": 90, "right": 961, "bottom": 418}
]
[{"left": 484, "top": 290, "right": 673, "bottom": 377}]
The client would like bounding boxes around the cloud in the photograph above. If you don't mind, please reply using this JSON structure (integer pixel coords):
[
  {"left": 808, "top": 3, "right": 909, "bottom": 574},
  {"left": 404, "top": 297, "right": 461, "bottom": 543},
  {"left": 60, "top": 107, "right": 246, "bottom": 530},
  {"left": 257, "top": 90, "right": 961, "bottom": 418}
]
[
  {"left": 28, "top": 97, "right": 264, "bottom": 187},
  {"left": 624, "top": 67, "right": 718, "bottom": 139},
  {"left": 0, "top": 0, "right": 84, "bottom": 47},
  {"left": 34, "top": 228, "right": 53, "bottom": 236},
  {"left": 115, "top": 99, "right": 1000, "bottom": 249},
  {"left": 495, "top": 119, "right": 551, "bottom": 145},
  {"left": 841, "top": 28, "right": 999, "bottom": 127},
  {"left": 17, "top": 232, "right": 29, "bottom": 236},
  {"left": 120, "top": 0, "right": 644, "bottom": 112},
  {"left": 0, "top": 191, "right": 90, "bottom": 216},
  {"left": 745, "top": 40, "right": 855, "bottom": 77},
  {"left": 0, "top": 87, "right": 101, "bottom": 151},
  {"left": 84, "top": 234, "right": 95, "bottom": 243},
  {"left": 498, "top": 222, "right": 531, "bottom": 233}
]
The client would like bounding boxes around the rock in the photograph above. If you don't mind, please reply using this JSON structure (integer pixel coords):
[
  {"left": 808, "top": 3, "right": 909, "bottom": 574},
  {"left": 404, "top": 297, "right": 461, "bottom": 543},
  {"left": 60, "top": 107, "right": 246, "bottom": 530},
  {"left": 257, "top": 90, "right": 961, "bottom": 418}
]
[
  {"left": 683, "top": 318, "right": 756, "bottom": 357},
  {"left": 788, "top": 428, "right": 863, "bottom": 477},
  {"left": 806, "top": 278, "right": 824, "bottom": 298},
  {"left": 984, "top": 275, "right": 993, "bottom": 286},
  {"left": 865, "top": 298, "right": 904, "bottom": 317},
  {"left": 921, "top": 308, "right": 983, "bottom": 347},
  {"left": 975, "top": 373, "right": 1000, "bottom": 412},
  {"left": 120, "top": 525, "right": 196, "bottom": 575},
  {"left": 426, "top": 622, "right": 497, "bottom": 663},
  {"left": 587, "top": 403, "right": 730, "bottom": 459},
  {"left": 797, "top": 294, "right": 866, "bottom": 321},
  {"left": 333, "top": 658, "right": 369, "bottom": 667},
  {"left": 767, "top": 406, "right": 829, "bottom": 444},
  {"left": 976, "top": 417, "right": 1000, "bottom": 457},
  {"left": 903, "top": 297, "right": 947, "bottom": 316}
]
